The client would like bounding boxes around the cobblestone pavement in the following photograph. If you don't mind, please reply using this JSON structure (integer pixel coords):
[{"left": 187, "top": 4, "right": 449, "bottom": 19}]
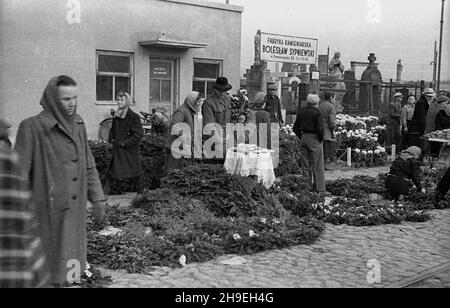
[
  {"left": 98, "top": 209, "right": 450, "bottom": 288},
  {"left": 325, "top": 165, "right": 391, "bottom": 181},
  {"left": 407, "top": 268, "right": 450, "bottom": 288},
  {"left": 100, "top": 166, "right": 449, "bottom": 288}
]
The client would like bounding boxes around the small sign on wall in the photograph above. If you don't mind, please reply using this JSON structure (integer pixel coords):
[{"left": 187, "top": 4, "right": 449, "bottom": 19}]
[
  {"left": 150, "top": 62, "right": 172, "bottom": 79},
  {"left": 311, "top": 71, "right": 320, "bottom": 80}
]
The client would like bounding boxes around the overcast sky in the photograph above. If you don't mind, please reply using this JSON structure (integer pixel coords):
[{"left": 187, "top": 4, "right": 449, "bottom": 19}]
[{"left": 212, "top": 0, "right": 449, "bottom": 82}]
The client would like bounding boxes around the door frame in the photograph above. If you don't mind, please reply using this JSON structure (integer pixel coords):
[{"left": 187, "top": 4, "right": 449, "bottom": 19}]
[{"left": 149, "top": 56, "right": 180, "bottom": 116}]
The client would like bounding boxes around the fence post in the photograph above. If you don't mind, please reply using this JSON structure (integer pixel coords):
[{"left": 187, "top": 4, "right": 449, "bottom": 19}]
[
  {"left": 389, "top": 79, "right": 393, "bottom": 103},
  {"left": 347, "top": 148, "right": 352, "bottom": 167},
  {"left": 391, "top": 145, "right": 396, "bottom": 161}
]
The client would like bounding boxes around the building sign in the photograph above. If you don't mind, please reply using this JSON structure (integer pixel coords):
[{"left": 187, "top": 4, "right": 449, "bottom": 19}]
[
  {"left": 260, "top": 32, "right": 318, "bottom": 65},
  {"left": 150, "top": 61, "right": 172, "bottom": 79}
]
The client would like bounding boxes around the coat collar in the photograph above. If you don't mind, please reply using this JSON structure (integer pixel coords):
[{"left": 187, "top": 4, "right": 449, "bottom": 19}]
[{"left": 39, "top": 110, "right": 83, "bottom": 133}]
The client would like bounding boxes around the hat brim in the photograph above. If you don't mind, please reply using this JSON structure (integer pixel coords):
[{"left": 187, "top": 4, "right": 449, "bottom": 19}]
[{"left": 212, "top": 83, "right": 232, "bottom": 91}]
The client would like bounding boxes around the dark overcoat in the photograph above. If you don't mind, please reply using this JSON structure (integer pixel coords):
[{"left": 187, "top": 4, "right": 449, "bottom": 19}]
[{"left": 108, "top": 108, "right": 144, "bottom": 178}]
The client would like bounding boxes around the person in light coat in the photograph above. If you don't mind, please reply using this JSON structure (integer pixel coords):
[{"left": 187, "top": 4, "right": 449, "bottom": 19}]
[
  {"left": 14, "top": 75, "right": 106, "bottom": 287},
  {"left": 318, "top": 92, "right": 337, "bottom": 170}
]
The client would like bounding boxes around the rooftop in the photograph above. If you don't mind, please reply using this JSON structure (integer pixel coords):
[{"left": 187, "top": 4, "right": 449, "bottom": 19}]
[{"left": 160, "top": 0, "right": 244, "bottom": 13}]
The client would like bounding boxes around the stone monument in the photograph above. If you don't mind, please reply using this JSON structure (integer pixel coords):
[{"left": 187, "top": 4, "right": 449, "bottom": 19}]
[
  {"left": 244, "top": 30, "right": 270, "bottom": 101},
  {"left": 327, "top": 51, "right": 346, "bottom": 113},
  {"left": 360, "top": 53, "right": 383, "bottom": 114},
  {"left": 396, "top": 59, "right": 403, "bottom": 82},
  {"left": 329, "top": 52, "right": 345, "bottom": 80},
  {"left": 254, "top": 30, "right": 261, "bottom": 66}
]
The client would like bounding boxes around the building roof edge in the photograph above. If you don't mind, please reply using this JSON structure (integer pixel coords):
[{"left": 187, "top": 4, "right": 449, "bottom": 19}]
[{"left": 159, "top": 0, "right": 244, "bottom": 13}]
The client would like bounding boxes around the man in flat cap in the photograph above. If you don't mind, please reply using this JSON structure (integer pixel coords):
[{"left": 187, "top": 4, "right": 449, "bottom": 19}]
[
  {"left": 265, "top": 83, "right": 284, "bottom": 126},
  {"left": 387, "top": 92, "right": 403, "bottom": 151}
]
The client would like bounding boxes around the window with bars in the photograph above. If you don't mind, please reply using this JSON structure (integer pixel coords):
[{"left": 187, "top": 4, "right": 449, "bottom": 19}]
[
  {"left": 96, "top": 51, "right": 134, "bottom": 103},
  {"left": 192, "top": 59, "right": 222, "bottom": 98}
]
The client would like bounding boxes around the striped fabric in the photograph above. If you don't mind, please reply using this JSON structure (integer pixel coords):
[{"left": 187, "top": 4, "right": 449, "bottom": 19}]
[{"left": 0, "top": 149, "right": 50, "bottom": 288}]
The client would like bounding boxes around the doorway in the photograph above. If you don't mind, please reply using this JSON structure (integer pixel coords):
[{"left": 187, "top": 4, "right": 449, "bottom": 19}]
[{"left": 149, "top": 58, "right": 177, "bottom": 116}]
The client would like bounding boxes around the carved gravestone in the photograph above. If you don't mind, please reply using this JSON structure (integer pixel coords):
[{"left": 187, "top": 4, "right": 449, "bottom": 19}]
[
  {"left": 343, "top": 70, "right": 357, "bottom": 114},
  {"left": 360, "top": 53, "right": 383, "bottom": 114}
]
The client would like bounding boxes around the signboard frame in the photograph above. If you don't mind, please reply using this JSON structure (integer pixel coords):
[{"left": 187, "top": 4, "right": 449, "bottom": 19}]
[{"left": 259, "top": 32, "right": 318, "bottom": 65}]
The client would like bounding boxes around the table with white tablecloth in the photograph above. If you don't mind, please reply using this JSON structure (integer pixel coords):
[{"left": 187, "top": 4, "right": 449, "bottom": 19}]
[{"left": 224, "top": 146, "right": 276, "bottom": 188}]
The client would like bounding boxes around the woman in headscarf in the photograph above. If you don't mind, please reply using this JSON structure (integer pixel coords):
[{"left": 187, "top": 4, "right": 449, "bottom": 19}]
[
  {"left": 166, "top": 91, "right": 204, "bottom": 172},
  {"left": 149, "top": 111, "right": 170, "bottom": 136},
  {"left": 105, "top": 91, "right": 144, "bottom": 195},
  {"left": 385, "top": 146, "right": 425, "bottom": 204},
  {"left": 14, "top": 75, "right": 105, "bottom": 286}
]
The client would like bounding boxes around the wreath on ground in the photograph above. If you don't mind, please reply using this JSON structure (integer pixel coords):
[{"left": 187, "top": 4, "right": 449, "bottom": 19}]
[
  {"left": 87, "top": 165, "right": 324, "bottom": 274},
  {"left": 87, "top": 156, "right": 448, "bottom": 275}
]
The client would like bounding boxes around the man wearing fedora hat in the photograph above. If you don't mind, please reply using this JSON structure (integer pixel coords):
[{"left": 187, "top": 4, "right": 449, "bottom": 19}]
[
  {"left": 386, "top": 92, "right": 403, "bottom": 150},
  {"left": 411, "top": 88, "right": 435, "bottom": 136},
  {"left": 265, "top": 83, "right": 283, "bottom": 125},
  {"left": 202, "top": 77, "right": 233, "bottom": 127},
  {"left": 409, "top": 88, "right": 436, "bottom": 154}
]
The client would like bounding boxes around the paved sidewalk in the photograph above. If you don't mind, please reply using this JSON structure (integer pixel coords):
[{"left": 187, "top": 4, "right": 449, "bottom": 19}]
[
  {"left": 98, "top": 209, "right": 450, "bottom": 288},
  {"left": 325, "top": 165, "right": 391, "bottom": 181}
]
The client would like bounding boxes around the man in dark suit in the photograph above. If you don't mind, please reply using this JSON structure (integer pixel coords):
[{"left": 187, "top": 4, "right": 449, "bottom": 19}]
[
  {"left": 265, "top": 83, "right": 284, "bottom": 125},
  {"left": 293, "top": 94, "right": 326, "bottom": 193}
]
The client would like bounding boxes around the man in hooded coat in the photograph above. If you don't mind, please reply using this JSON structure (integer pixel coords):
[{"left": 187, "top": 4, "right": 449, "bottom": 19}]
[{"left": 14, "top": 75, "right": 105, "bottom": 286}]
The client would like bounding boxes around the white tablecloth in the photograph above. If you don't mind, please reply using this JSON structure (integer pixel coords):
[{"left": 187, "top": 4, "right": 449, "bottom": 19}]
[{"left": 224, "top": 147, "right": 276, "bottom": 188}]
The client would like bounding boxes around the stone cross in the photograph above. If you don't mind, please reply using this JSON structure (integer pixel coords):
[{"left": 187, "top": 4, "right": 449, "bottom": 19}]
[{"left": 368, "top": 53, "right": 377, "bottom": 67}]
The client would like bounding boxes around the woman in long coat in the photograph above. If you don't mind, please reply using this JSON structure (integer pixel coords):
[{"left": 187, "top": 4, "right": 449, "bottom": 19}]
[
  {"left": 105, "top": 91, "right": 144, "bottom": 194},
  {"left": 14, "top": 75, "right": 105, "bottom": 286},
  {"left": 166, "top": 91, "right": 204, "bottom": 172}
]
